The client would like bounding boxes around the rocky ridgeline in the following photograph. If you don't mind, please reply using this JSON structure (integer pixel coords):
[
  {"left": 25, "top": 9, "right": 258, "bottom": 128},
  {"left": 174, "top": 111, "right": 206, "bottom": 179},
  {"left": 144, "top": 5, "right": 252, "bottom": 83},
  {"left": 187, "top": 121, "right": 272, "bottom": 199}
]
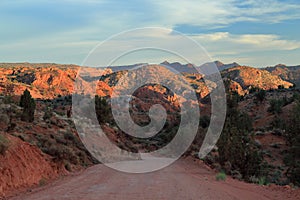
[{"left": 0, "top": 62, "right": 296, "bottom": 100}]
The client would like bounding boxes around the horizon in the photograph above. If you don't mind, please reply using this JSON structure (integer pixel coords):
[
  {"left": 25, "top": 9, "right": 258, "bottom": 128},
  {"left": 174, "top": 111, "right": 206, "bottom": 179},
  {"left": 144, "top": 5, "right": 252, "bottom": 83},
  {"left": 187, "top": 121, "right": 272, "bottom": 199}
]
[
  {"left": 1, "top": 1, "right": 300, "bottom": 67},
  {"left": 0, "top": 60, "right": 299, "bottom": 69}
]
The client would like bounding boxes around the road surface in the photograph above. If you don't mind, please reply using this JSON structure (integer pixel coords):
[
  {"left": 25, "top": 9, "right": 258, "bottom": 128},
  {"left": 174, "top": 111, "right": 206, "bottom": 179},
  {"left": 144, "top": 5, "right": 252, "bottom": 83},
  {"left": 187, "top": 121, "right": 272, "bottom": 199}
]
[{"left": 9, "top": 158, "right": 299, "bottom": 200}]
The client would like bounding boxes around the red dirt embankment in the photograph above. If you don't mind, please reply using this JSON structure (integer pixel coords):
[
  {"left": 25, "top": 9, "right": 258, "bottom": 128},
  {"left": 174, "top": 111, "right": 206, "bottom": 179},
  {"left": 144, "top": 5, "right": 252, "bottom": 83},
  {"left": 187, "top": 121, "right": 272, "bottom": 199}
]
[{"left": 0, "top": 134, "right": 65, "bottom": 197}]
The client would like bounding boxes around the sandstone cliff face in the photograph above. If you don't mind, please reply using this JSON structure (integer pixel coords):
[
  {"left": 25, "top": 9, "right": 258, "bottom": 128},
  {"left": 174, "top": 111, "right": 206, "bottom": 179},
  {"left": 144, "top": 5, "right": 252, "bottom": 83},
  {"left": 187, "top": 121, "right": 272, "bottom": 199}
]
[
  {"left": 0, "top": 63, "right": 295, "bottom": 100},
  {"left": 0, "top": 63, "right": 112, "bottom": 99}
]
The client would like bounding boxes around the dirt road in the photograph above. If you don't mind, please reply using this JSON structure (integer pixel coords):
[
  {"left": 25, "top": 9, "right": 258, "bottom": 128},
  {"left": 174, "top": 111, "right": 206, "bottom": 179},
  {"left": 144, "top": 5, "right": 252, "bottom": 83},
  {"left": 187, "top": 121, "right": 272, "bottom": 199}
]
[{"left": 9, "top": 158, "right": 299, "bottom": 200}]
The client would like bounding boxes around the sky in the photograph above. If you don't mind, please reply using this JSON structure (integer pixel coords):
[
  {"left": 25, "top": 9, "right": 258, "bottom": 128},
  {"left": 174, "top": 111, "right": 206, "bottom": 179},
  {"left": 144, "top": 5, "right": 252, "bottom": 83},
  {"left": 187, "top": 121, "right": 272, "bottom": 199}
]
[{"left": 0, "top": 0, "right": 300, "bottom": 67}]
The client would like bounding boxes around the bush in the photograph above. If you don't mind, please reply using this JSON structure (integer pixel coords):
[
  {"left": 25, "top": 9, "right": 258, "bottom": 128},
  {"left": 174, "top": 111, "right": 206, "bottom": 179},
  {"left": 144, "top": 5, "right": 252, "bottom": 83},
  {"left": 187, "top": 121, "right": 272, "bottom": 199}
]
[
  {"left": 271, "top": 115, "right": 286, "bottom": 130},
  {"left": 255, "top": 89, "right": 266, "bottom": 102},
  {"left": 64, "top": 132, "right": 76, "bottom": 141},
  {"left": 268, "top": 99, "right": 283, "bottom": 114},
  {"left": 43, "top": 107, "right": 53, "bottom": 121},
  {"left": 249, "top": 176, "right": 268, "bottom": 185},
  {"left": 216, "top": 172, "right": 226, "bottom": 181},
  {"left": 200, "top": 115, "right": 210, "bottom": 128},
  {"left": 249, "top": 86, "right": 259, "bottom": 94},
  {"left": 0, "top": 134, "right": 9, "bottom": 155}
]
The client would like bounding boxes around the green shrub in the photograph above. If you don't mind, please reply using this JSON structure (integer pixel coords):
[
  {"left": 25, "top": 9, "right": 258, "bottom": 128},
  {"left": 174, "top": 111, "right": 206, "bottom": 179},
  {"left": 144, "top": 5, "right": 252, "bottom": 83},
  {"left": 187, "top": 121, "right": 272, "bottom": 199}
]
[
  {"left": 200, "top": 115, "right": 210, "bottom": 128},
  {"left": 216, "top": 172, "right": 226, "bottom": 181},
  {"left": 255, "top": 89, "right": 266, "bottom": 102},
  {"left": 249, "top": 86, "right": 259, "bottom": 94},
  {"left": 258, "top": 176, "right": 268, "bottom": 185},
  {"left": 43, "top": 107, "right": 53, "bottom": 121},
  {"left": 271, "top": 115, "right": 286, "bottom": 130},
  {"left": 0, "top": 134, "right": 9, "bottom": 155},
  {"left": 39, "top": 178, "right": 47, "bottom": 186},
  {"left": 3, "top": 95, "right": 13, "bottom": 104},
  {"left": 268, "top": 99, "right": 283, "bottom": 114},
  {"left": 249, "top": 176, "right": 268, "bottom": 185}
]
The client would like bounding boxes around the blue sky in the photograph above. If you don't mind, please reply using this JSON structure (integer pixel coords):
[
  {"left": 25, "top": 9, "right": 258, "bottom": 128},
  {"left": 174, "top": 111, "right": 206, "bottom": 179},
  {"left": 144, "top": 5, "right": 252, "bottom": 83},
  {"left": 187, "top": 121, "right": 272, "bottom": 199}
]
[{"left": 0, "top": 0, "right": 300, "bottom": 67}]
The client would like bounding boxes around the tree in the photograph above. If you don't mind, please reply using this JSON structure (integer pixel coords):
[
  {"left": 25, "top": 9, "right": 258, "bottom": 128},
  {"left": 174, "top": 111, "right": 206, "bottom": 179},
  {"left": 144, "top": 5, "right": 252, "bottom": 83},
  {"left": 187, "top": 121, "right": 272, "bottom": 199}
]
[
  {"left": 217, "top": 89, "right": 263, "bottom": 180},
  {"left": 285, "top": 100, "right": 300, "bottom": 186},
  {"left": 95, "top": 95, "right": 111, "bottom": 124},
  {"left": 20, "top": 89, "right": 36, "bottom": 122}
]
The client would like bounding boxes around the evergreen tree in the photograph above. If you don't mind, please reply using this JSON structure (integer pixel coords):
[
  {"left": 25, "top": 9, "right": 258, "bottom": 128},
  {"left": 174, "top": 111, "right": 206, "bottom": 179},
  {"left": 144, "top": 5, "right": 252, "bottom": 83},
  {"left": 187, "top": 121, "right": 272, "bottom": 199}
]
[
  {"left": 218, "top": 89, "right": 263, "bottom": 180},
  {"left": 285, "top": 100, "right": 300, "bottom": 185},
  {"left": 20, "top": 89, "right": 36, "bottom": 122},
  {"left": 95, "top": 95, "right": 111, "bottom": 124}
]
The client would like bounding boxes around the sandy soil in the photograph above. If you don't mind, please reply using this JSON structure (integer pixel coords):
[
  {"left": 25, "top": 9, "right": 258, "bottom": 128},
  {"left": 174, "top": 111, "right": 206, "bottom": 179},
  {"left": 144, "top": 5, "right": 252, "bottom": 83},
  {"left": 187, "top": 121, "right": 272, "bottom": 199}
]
[{"left": 8, "top": 157, "right": 300, "bottom": 200}]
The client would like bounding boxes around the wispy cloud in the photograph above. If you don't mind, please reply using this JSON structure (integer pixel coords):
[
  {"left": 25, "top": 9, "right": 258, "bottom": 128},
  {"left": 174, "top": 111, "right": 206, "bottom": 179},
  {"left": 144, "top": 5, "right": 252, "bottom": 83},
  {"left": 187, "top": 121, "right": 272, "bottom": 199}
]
[
  {"left": 152, "top": 0, "right": 300, "bottom": 27},
  {"left": 193, "top": 32, "right": 300, "bottom": 51}
]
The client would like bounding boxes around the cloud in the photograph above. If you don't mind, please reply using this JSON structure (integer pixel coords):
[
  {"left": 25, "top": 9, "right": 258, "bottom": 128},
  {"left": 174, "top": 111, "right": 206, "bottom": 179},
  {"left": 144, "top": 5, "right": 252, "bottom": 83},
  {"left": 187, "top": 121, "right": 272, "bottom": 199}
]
[
  {"left": 192, "top": 32, "right": 300, "bottom": 51},
  {"left": 151, "top": 0, "right": 300, "bottom": 27},
  {"left": 188, "top": 31, "right": 300, "bottom": 66},
  {"left": 1, "top": 0, "right": 300, "bottom": 66}
]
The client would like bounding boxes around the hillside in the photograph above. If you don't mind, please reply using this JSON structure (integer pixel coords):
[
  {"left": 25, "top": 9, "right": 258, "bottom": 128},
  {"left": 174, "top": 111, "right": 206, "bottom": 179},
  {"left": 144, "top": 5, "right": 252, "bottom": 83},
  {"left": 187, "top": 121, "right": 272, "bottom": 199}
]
[
  {"left": 222, "top": 66, "right": 293, "bottom": 95},
  {"left": 266, "top": 64, "right": 300, "bottom": 88},
  {"left": 0, "top": 96, "right": 97, "bottom": 197},
  {"left": 0, "top": 63, "right": 113, "bottom": 99},
  {"left": 0, "top": 63, "right": 294, "bottom": 99}
]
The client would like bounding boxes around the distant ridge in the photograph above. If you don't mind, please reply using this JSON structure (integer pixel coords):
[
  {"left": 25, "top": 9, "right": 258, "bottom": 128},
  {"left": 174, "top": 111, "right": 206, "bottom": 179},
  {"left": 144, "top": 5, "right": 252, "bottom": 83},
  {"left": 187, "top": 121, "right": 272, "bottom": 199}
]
[
  {"left": 107, "top": 60, "right": 241, "bottom": 73},
  {"left": 266, "top": 64, "right": 300, "bottom": 88},
  {"left": 199, "top": 61, "right": 240, "bottom": 72}
]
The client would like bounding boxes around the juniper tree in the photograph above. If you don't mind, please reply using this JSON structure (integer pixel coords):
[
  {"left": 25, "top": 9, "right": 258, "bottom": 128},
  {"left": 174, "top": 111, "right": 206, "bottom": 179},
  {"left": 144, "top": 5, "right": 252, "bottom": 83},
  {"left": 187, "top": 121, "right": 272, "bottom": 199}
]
[
  {"left": 285, "top": 100, "right": 300, "bottom": 186},
  {"left": 217, "top": 89, "right": 263, "bottom": 180},
  {"left": 20, "top": 89, "right": 36, "bottom": 122}
]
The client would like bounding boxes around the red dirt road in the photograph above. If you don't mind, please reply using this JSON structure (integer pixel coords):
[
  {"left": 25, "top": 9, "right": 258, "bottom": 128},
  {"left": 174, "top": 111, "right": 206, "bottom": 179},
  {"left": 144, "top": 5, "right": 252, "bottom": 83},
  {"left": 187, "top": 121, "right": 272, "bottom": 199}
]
[{"left": 9, "top": 158, "right": 300, "bottom": 200}]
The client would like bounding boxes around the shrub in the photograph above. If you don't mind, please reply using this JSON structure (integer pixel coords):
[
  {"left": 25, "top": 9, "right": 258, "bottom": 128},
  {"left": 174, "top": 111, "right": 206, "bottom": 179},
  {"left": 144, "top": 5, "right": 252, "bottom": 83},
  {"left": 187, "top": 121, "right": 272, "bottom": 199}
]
[
  {"left": 43, "top": 107, "right": 53, "bottom": 121},
  {"left": 249, "top": 176, "right": 268, "bottom": 185},
  {"left": 0, "top": 134, "right": 9, "bottom": 155},
  {"left": 255, "top": 89, "right": 266, "bottom": 102},
  {"left": 3, "top": 95, "right": 13, "bottom": 104},
  {"left": 200, "top": 115, "right": 210, "bottom": 128},
  {"left": 63, "top": 132, "right": 76, "bottom": 141},
  {"left": 249, "top": 86, "right": 259, "bottom": 94},
  {"left": 216, "top": 172, "right": 226, "bottom": 181},
  {"left": 39, "top": 178, "right": 47, "bottom": 186},
  {"left": 271, "top": 115, "right": 286, "bottom": 130},
  {"left": 268, "top": 99, "right": 283, "bottom": 114}
]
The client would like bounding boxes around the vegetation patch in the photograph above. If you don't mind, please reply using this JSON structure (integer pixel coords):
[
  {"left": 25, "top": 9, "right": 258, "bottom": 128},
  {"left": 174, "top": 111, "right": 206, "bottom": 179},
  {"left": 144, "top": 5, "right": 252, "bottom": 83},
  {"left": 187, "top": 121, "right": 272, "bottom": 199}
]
[
  {"left": 216, "top": 172, "right": 226, "bottom": 181},
  {"left": 0, "top": 134, "right": 9, "bottom": 155}
]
